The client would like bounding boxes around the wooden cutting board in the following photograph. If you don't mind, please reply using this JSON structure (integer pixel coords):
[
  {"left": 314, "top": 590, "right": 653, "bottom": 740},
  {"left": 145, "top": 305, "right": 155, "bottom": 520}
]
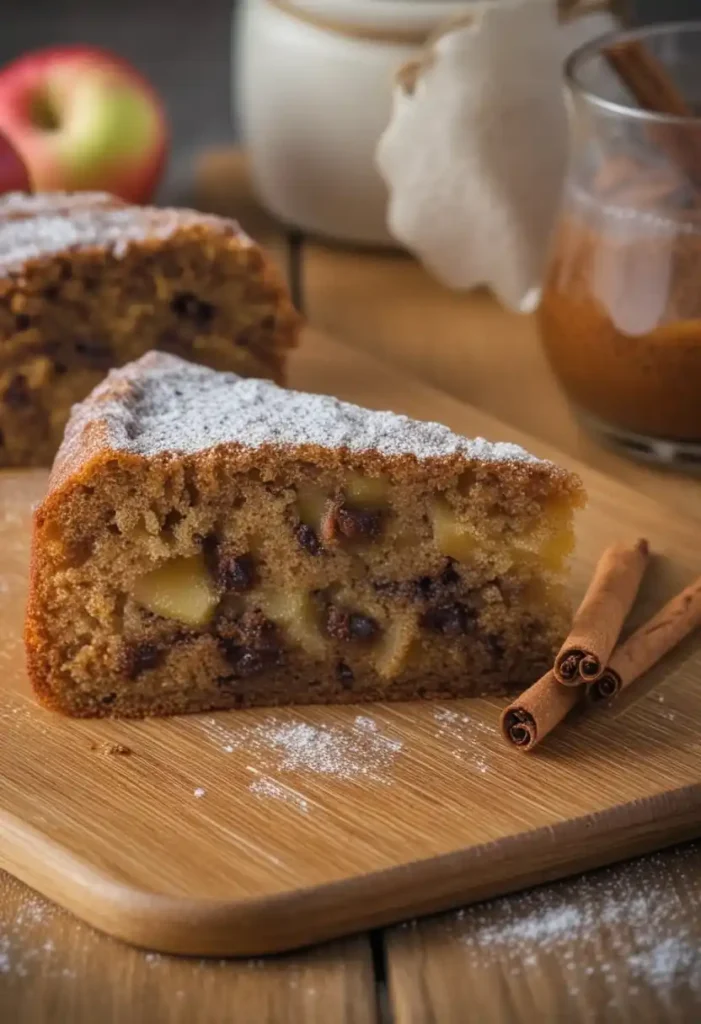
[{"left": 1, "top": 329, "right": 700, "bottom": 957}]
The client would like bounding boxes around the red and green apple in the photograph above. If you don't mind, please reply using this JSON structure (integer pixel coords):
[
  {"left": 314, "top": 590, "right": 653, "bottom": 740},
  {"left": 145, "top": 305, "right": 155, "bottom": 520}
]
[
  {"left": 0, "top": 45, "right": 168, "bottom": 202},
  {"left": 0, "top": 128, "right": 30, "bottom": 194}
]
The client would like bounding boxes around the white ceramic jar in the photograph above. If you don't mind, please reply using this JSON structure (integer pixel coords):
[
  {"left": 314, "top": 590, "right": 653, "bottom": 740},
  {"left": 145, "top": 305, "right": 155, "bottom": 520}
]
[{"left": 234, "top": 0, "right": 616, "bottom": 246}]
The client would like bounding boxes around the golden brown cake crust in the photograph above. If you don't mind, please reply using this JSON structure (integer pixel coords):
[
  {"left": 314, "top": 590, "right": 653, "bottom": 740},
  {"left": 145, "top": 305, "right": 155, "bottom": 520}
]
[
  {"left": 0, "top": 191, "right": 300, "bottom": 467},
  {"left": 26, "top": 353, "right": 585, "bottom": 719}
]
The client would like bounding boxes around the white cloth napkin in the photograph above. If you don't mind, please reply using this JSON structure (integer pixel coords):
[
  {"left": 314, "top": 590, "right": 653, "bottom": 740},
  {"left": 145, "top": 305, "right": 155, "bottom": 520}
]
[{"left": 376, "top": 0, "right": 570, "bottom": 312}]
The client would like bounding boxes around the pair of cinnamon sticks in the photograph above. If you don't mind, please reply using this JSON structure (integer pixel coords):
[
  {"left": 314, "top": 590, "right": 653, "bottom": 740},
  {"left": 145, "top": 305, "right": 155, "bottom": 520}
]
[
  {"left": 500, "top": 540, "right": 701, "bottom": 752},
  {"left": 499, "top": 38, "right": 701, "bottom": 753}
]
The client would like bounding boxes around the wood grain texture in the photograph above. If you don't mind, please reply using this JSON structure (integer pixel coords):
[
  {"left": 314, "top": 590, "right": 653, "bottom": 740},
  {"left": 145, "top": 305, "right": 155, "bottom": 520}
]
[
  {"left": 1, "top": 329, "right": 701, "bottom": 956},
  {"left": 302, "top": 242, "right": 701, "bottom": 523},
  {"left": 386, "top": 843, "right": 701, "bottom": 1024},
  {"left": 0, "top": 872, "right": 377, "bottom": 1024}
]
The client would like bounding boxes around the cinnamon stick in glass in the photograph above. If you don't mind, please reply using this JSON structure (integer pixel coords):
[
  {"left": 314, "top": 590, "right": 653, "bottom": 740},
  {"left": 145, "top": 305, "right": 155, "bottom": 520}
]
[
  {"left": 500, "top": 670, "right": 581, "bottom": 752},
  {"left": 603, "top": 38, "right": 701, "bottom": 191},
  {"left": 588, "top": 575, "right": 701, "bottom": 703},
  {"left": 603, "top": 38, "right": 694, "bottom": 118},
  {"left": 554, "top": 539, "right": 650, "bottom": 686}
]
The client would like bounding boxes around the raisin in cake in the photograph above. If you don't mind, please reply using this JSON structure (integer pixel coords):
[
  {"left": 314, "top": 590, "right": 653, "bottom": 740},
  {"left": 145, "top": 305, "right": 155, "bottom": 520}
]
[
  {"left": 0, "top": 191, "right": 299, "bottom": 467},
  {"left": 26, "top": 352, "right": 585, "bottom": 718}
]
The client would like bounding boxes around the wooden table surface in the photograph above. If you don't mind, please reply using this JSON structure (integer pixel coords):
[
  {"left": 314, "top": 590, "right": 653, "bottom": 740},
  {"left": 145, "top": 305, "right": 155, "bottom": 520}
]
[{"left": 2, "top": 150, "right": 701, "bottom": 1023}]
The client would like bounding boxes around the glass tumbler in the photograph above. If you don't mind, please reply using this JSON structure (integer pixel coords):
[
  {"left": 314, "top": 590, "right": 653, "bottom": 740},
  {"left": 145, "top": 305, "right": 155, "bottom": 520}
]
[{"left": 538, "top": 22, "right": 701, "bottom": 470}]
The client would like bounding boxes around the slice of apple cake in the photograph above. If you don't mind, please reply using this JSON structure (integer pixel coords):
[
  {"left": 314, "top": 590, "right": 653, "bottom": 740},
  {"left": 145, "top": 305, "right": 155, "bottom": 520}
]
[
  {"left": 25, "top": 352, "right": 585, "bottom": 718},
  {"left": 0, "top": 191, "right": 300, "bottom": 467}
]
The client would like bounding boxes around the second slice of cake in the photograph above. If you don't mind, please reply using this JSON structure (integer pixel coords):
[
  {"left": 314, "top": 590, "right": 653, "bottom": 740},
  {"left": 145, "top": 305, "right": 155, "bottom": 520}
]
[{"left": 26, "top": 352, "right": 585, "bottom": 717}]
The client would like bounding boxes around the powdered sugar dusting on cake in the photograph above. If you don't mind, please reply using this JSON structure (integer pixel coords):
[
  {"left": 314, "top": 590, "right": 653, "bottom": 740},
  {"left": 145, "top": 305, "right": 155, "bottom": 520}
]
[
  {"left": 0, "top": 190, "right": 119, "bottom": 222},
  {"left": 65, "top": 351, "right": 548, "bottom": 468},
  {"left": 0, "top": 204, "right": 251, "bottom": 270}
]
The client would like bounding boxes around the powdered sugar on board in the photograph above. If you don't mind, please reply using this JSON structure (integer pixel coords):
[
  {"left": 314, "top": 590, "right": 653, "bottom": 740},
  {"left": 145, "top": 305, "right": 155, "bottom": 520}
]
[
  {"left": 0, "top": 888, "right": 293, "bottom": 980},
  {"left": 197, "top": 712, "right": 403, "bottom": 794},
  {"left": 432, "top": 706, "right": 494, "bottom": 773},
  {"left": 0, "top": 893, "right": 77, "bottom": 980},
  {"left": 425, "top": 846, "right": 701, "bottom": 1008},
  {"left": 195, "top": 706, "right": 498, "bottom": 807},
  {"left": 247, "top": 771, "right": 311, "bottom": 814}
]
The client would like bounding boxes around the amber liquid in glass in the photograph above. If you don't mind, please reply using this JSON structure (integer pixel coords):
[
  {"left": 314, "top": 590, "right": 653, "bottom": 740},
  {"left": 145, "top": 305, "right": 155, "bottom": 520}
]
[{"left": 539, "top": 180, "right": 701, "bottom": 442}]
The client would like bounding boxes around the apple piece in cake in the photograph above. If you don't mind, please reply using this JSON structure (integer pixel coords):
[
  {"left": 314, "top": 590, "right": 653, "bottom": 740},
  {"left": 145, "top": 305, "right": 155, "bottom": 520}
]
[
  {"left": 0, "top": 190, "right": 300, "bottom": 467},
  {"left": 25, "top": 352, "right": 586, "bottom": 718}
]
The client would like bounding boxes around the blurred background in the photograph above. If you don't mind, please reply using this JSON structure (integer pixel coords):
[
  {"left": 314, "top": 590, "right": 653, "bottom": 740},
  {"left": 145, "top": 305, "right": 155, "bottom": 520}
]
[
  {"left": 1, "top": 0, "right": 700, "bottom": 465},
  {"left": 1, "top": 0, "right": 698, "bottom": 205},
  {"left": 0, "top": 0, "right": 240, "bottom": 204}
]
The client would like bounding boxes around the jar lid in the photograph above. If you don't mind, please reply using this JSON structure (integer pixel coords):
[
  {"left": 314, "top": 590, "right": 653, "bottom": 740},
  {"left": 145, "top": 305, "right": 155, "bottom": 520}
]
[{"left": 279, "top": 0, "right": 474, "bottom": 39}]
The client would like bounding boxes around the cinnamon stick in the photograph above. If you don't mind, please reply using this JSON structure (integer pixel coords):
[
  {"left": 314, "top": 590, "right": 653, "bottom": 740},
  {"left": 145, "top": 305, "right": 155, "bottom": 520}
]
[
  {"left": 500, "top": 670, "right": 581, "bottom": 752},
  {"left": 554, "top": 538, "right": 650, "bottom": 686},
  {"left": 604, "top": 39, "right": 694, "bottom": 118},
  {"left": 602, "top": 39, "right": 701, "bottom": 191},
  {"left": 588, "top": 575, "right": 701, "bottom": 703}
]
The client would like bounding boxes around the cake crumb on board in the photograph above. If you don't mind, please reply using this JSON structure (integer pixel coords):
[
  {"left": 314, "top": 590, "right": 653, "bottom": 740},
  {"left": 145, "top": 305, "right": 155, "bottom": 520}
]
[{"left": 89, "top": 741, "right": 133, "bottom": 756}]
